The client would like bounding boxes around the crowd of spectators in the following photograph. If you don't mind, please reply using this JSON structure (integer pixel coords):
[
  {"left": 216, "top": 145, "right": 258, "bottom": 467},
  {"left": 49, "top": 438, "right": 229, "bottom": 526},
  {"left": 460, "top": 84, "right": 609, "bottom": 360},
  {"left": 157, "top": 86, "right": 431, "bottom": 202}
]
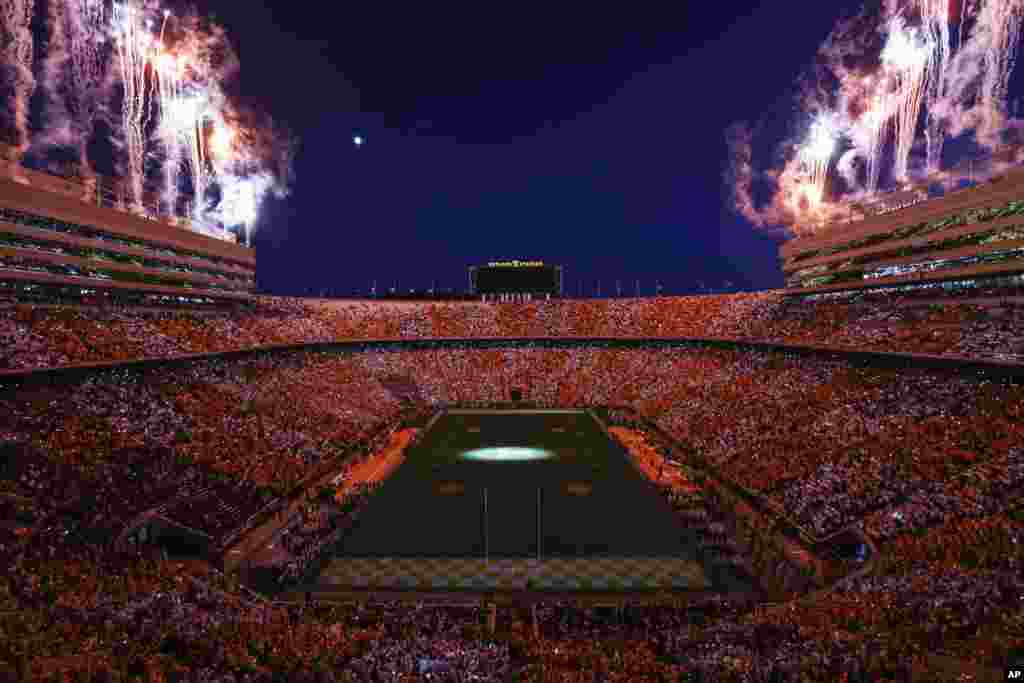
[
  {"left": 273, "top": 482, "right": 381, "bottom": 587},
  {"left": 2, "top": 327, "right": 1023, "bottom": 677},
  {"left": 608, "top": 422, "right": 817, "bottom": 595},
  {"left": 728, "top": 287, "right": 1024, "bottom": 361},
  {"left": 3, "top": 288, "right": 1024, "bottom": 371}
]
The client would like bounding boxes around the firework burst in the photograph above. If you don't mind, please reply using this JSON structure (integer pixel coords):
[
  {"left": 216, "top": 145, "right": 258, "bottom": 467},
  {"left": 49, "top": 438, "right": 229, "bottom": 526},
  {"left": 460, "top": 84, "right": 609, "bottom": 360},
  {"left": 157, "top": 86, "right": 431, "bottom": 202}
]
[
  {"left": 726, "top": 0, "right": 1024, "bottom": 236},
  {"left": 0, "top": 0, "right": 294, "bottom": 243}
]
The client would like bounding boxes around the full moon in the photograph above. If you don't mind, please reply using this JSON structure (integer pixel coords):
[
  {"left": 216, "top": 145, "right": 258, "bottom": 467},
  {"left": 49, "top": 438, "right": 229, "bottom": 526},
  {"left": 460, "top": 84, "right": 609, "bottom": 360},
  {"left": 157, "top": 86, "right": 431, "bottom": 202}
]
[{"left": 353, "top": 136, "right": 363, "bottom": 147}]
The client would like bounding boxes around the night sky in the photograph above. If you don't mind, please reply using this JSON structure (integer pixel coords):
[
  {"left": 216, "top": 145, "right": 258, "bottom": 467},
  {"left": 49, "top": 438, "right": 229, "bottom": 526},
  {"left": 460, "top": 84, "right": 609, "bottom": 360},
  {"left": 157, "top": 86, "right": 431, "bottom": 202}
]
[{"left": 208, "top": 2, "right": 860, "bottom": 297}]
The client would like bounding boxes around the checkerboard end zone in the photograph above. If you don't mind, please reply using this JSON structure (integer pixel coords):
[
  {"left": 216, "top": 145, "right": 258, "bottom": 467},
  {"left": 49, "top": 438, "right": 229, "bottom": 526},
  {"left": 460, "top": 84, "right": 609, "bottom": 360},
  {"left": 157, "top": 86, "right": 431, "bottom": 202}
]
[{"left": 319, "top": 557, "right": 709, "bottom": 591}]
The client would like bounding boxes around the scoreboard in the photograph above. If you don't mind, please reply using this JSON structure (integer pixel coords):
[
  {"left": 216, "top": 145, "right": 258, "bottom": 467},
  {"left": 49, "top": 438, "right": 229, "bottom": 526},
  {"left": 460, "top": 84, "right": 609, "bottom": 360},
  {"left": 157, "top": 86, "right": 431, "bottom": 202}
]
[{"left": 469, "top": 261, "right": 563, "bottom": 297}]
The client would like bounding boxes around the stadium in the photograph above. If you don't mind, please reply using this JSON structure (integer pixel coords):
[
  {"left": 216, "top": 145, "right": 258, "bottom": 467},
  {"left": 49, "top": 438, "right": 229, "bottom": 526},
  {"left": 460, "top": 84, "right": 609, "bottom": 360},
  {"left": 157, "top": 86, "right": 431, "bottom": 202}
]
[{"left": 3, "top": 2, "right": 1024, "bottom": 682}]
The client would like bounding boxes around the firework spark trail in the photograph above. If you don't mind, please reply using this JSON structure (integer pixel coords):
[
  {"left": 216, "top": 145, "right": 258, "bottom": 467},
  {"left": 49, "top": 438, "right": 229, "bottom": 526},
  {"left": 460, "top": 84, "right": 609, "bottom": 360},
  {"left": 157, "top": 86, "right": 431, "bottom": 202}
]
[
  {"left": 159, "top": 8, "right": 170, "bottom": 45},
  {"left": 138, "top": 25, "right": 160, "bottom": 195},
  {"left": 800, "top": 115, "right": 839, "bottom": 204},
  {"left": 883, "top": 17, "right": 933, "bottom": 182},
  {"left": 978, "top": 0, "right": 1024, "bottom": 145},
  {"left": 187, "top": 95, "right": 209, "bottom": 218},
  {"left": 187, "top": 102, "right": 209, "bottom": 220},
  {"left": 158, "top": 92, "right": 206, "bottom": 218},
  {"left": 914, "top": 0, "right": 954, "bottom": 171},
  {"left": 39, "top": 0, "right": 72, "bottom": 145},
  {"left": 162, "top": 135, "right": 182, "bottom": 217},
  {"left": 37, "top": 0, "right": 110, "bottom": 196},
  {"left": 155, "top": 50, "right": 186, "bottom": 217},
  {"left": 851, "top": 75, "right": 900, "bottom": 195},
  {"left": 65, "top": 0, "right": 111, "bottom": 193},
  {"left": 959, "top": 0, "right": 969, "bottom": 48},
  {"left": 113, "top": 1, "right": 154, "bottom": 213},
  {"left": 167, "top": 30, "right": 214, "bottom": 219},
  {"left": 894, "top": 66, "right": 930, "bottom": 181},
  {"left": 67, "top": 1, "right": 111, "bottom": 118},
  {"left": 865, "top": 101, "right": 895, "bottom": 193},
  {"left": 152, "top": 8, "right": 220, "bottom": 221},
  {"left": 1, "top": 0, "right": 36, "bottom": 163}
]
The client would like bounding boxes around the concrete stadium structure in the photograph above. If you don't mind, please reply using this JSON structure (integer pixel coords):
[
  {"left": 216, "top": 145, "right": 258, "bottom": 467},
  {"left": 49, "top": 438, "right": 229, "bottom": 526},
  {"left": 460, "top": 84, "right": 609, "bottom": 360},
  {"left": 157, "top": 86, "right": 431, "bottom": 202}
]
[
  {"left": 781, "top": 167, "right": 1024, "bottom": 296},
  {"left": 0, "top": 148, "right": 254, "bottom": 307}
]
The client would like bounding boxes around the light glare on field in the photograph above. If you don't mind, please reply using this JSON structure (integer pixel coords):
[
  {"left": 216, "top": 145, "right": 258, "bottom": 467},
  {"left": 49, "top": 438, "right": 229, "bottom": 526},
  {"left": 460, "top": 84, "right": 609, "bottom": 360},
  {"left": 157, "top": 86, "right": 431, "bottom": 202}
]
[{"left": 459, "top": 447, "right": 554, "bottom": 462}]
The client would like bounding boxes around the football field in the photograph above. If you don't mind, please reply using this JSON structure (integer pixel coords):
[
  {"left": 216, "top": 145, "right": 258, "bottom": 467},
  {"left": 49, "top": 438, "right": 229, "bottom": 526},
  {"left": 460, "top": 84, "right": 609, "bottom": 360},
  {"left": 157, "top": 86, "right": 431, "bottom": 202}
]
[{"left": 311, "top": 410, "right": 751, "bottom": 594}]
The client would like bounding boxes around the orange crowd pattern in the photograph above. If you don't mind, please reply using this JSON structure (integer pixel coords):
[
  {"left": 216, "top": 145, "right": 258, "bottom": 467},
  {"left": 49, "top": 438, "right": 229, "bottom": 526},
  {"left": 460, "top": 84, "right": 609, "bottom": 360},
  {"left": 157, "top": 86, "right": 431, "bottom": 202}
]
[
  {"left": 334, "top": 428, "right": 417, "bottom": 503},
  {"left": 608, "top": 426, "right": 700, "bottom": 495}
]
